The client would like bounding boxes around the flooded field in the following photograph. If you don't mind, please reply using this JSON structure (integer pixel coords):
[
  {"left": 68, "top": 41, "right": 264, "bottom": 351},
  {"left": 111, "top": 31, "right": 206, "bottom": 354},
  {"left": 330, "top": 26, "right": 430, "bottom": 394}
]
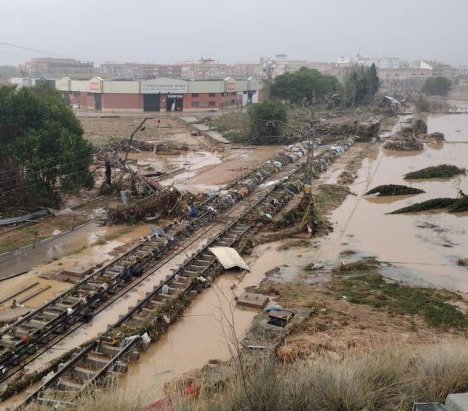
[
  {"left": 120, "top": 113, "right": 468, "bottom": 399},
  {"left": 312, "top": 113, "right": 468, "bottom": 291}
]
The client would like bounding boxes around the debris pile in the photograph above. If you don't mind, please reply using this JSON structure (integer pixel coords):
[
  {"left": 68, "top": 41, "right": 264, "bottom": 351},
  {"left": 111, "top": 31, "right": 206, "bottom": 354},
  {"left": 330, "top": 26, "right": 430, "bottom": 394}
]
[
  {"left": 318, "top": 119, "right": 380, "bottom": 141},
  {"left": 109, "top": 139, "right": 156, "bottom": 152},
  {"left": 384, "top": 137, "right": 423, "bottom": 151},
  {"left": 314, "top": 137, "right": 355, "bottom": 173},
  {"left": 404, "top": 164, "right": 466, "bottom": 179},
  {"left": 106, "top": 188, "right": 187, "bottom": 224},
  {"left": 213, "top": 143, "right": 308, "bottom": 210},
  {"left": 365, "top": 185, "right": 425, "bottom": 196},
  {"left": 423, "top": 132, "right": 445, "bottom": 142}
]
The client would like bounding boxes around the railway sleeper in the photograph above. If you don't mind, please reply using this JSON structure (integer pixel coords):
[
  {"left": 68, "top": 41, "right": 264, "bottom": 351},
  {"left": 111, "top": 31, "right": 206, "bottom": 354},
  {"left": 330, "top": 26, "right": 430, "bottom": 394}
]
[
  {"left": 83, "top": 352, "right": 112, "bottom": 370},
  {"left": 37, "top": 310, "right": 59, "bottom": 321},
  {"left": 214, "top": 240, "right": 232, "bottom": 247},
  {"left": 72, "top": 365, "right": 97, "bottom": 381},
  {"left": 0, "top": 335, "right": 20, "bottom": 349},
  {"left": 53, "top": 303, "right": 75, "bottom": 311},
  {"left": 192, "top": 259, "right": 211, "bottom": 267},
  {"left": 29, "top": 318, "right": 48, "bottom": 328},
  {"left": 57, "top": 376, "right": 83, "bottom": 392},
  {"left": 37, "top": 396, "right": 74, "bottom": 408},
  {"left": 112, "top": 360, "right": 129, "bottom": 374},
  {"left": 98, "top": 343, "right": 124, "bottom": 357},
  {"left": 170, "top": 281, "right": 187, "bottom": 290},
  {"left": 186, "top": 265, "right": 204, "bottom": 273},
  {"left": 63, "top": 296, "right": 81, "bottom": 305}
]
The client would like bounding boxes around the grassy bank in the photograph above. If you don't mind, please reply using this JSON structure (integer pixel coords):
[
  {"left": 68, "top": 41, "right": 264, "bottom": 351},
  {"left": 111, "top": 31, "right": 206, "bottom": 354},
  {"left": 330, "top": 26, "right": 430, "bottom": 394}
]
[
  {"left": 72, "top": 342, "right": 468, "bottom": 411},
  {"left": 404, "top": 164, "right": 466, "bottom": 179}
]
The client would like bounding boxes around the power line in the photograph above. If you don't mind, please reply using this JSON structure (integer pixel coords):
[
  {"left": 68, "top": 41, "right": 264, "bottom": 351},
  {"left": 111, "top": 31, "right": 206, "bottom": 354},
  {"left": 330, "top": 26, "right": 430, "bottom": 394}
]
[
  {"left": 0, "top": 156, "right": 94, "bottom": 186},
  {"left": 0, "top": 147, "right": 95, "bottom": 176},
  {"left": 0, "top": 40, "right": 104, "bottom": 65},
  {"left": 0, "top": 41, "right": 77, "bottom": 60}
]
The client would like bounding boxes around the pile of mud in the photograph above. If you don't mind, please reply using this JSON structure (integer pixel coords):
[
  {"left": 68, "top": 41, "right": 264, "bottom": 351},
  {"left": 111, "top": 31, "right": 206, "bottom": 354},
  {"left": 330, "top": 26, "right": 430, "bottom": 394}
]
[{"left": 365, "top": 184, "right": 425, "bottom": 196}]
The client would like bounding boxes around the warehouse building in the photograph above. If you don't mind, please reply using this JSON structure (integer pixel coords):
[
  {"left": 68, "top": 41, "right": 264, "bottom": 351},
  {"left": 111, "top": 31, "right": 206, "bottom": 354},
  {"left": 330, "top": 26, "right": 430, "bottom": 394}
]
[{"left": 55, "top": 76, "right": 261, "bottom": 112}]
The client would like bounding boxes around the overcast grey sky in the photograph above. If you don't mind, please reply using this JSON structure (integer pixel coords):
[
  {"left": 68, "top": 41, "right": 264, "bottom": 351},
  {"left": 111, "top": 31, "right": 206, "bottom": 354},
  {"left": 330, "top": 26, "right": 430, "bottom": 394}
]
[{"left": 1, "top": 0, "right": 467, "bottom": 66}]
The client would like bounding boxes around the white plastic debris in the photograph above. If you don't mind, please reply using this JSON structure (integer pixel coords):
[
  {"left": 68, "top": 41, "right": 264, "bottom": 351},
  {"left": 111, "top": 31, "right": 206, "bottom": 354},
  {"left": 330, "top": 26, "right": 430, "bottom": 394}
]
[{"left": 141, "top": 332, "right": 151, "bottom": 344}]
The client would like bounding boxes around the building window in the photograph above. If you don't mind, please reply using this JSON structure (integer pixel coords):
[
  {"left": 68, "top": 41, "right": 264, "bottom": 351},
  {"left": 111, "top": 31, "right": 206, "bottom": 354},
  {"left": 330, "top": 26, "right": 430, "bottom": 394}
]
[
  {"left": 191, "top": 102, "right": 199, "bottom": 108},
  {"left": 191, "top": 93, "right": 199, "bottom": 97},
  {"left": 208, "top": 101, "right": 216, "bottom": 107},
  {"left": 208, "top": 93, "right": 216, "bottom": 97}
]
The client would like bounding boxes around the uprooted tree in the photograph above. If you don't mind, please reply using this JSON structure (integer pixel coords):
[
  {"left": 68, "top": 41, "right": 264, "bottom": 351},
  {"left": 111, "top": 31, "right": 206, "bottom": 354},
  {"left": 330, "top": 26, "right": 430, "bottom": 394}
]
[{"left": 0, "top": 84, "right": 94, "bottom": 209}]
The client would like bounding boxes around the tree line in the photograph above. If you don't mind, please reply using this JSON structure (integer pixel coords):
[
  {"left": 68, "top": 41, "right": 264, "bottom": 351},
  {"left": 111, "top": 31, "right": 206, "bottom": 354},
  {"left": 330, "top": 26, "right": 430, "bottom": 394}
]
[{"left": 0, "top": 84, "right": 94, "bottom": 209}]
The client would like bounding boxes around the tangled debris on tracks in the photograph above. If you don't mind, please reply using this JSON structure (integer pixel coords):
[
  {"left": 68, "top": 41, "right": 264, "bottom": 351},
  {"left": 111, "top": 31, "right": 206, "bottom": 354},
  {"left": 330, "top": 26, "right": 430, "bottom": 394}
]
[
  {"left": 365, "top": 184, "right": 425, "bottom": 197},
  {"left": 106, "top": 189, "right": 188, "bottom": 224},
  {"left": 404, "top": 164, "right": 466, "bottom": 179}
]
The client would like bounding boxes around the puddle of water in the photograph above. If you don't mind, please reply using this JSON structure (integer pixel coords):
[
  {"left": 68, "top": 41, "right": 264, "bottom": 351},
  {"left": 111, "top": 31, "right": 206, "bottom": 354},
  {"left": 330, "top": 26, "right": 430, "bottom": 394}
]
[{"left": 127, "top": 151, "right": 221, "bottom": 176}]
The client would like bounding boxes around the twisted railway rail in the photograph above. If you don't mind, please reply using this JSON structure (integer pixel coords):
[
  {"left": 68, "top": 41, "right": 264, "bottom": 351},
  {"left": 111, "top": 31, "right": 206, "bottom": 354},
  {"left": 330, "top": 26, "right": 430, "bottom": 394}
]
[
  {"left": 0, "top": 142, "right": 312, "bottom": 390},
  {"left": 18, "top": 161, "right": 300, "bottom": 409},
  {"left": 1, "top": 137, "right": 356, "bottom": 408}
]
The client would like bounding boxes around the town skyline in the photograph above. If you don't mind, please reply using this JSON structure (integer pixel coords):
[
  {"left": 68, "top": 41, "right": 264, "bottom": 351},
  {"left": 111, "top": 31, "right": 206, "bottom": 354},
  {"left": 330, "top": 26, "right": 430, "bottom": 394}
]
[{"left": 1, "top": 0, "right": 468, "bottom": 67}]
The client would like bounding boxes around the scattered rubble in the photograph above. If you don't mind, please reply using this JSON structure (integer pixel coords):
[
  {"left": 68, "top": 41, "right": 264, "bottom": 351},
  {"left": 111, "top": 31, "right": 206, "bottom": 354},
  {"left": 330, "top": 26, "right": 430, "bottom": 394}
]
[
  {"left": 365, "top": 184, "right": 425, "bottom": 196},
  {"left": 404, "top": 164, "right": 466, "bottom": 179}
]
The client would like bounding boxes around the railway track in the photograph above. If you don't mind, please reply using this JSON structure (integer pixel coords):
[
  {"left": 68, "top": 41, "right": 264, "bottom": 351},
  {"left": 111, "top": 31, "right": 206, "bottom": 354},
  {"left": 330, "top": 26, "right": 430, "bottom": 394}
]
[
  {"left": 0, "top": 142, "right": 311, "bottom": 388},
  {"left": 3, "top": 137, "right": 356, "bottom": 408},
  {"left": 18, "top": 164, "right": 297, "bottom": 409}
]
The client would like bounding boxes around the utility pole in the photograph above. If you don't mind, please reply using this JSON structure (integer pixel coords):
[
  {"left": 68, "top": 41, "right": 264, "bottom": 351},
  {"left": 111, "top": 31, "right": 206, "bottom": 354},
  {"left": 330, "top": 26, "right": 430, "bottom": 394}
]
[
  {"left": 263, "top": 119, "right": 315, "bottom": 195},
  {"left": 263, "top": 59, "right": 275, "bottom": 101},
  {"left": 123, "top": 117, "right": 153, "bottom": 164}
]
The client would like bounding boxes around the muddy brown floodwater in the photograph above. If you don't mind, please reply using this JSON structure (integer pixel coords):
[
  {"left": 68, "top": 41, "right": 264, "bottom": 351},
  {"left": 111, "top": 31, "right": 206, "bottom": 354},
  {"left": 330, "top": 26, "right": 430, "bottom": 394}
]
[
  {"left": 121, "top": 242, "right": 289, "bottom": 399},
  {"left": 311, "top": 113, "right": 468, "bottom": 291},
  {"left": 121, "top": 113, "right": 468, "bottom": 401}
]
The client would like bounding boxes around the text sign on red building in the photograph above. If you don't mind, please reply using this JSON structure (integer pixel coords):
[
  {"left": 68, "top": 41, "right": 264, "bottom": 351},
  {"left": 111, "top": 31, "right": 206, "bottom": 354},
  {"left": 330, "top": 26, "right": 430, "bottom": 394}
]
[
  {"left": 141, "top": 78, "right": 187, "bottom": 94},
  {"left": 225, "top": 82, "right": 237, "bottom": 92},
  {"left": 88, "top": 78, "right": 102, "bottom": 93}
]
